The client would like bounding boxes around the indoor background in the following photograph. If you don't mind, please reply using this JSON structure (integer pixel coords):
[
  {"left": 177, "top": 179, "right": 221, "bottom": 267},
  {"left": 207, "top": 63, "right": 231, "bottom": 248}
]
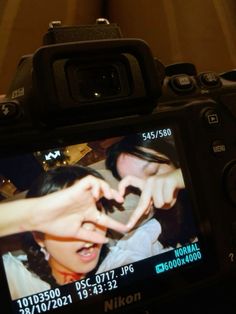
[{"left": 0, "top": 0, "right": 236, "bottom": 94}]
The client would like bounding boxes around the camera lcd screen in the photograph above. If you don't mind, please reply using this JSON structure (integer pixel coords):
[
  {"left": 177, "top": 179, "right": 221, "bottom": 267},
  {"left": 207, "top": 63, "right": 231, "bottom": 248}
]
[{"left": 0, "top": 125, "right": 204, "bottom": 314}]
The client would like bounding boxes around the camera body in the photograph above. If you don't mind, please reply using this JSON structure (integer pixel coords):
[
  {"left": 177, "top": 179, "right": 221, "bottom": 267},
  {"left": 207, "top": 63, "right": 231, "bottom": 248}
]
[
  {"left": 0, "top": 20, "right": 162, "bottom": 132},
  {"left": 0, "top": 20, "right": 236, "bottom": 314}
]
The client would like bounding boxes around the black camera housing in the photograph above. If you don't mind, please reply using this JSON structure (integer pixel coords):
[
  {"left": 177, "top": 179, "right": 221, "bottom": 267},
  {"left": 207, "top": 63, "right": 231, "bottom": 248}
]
[
  {"left": 0, "top": 20, "right": 162, "bottom": 131},
  {"left": 0, "top": 20, "right": 236, "bottom": 314}
]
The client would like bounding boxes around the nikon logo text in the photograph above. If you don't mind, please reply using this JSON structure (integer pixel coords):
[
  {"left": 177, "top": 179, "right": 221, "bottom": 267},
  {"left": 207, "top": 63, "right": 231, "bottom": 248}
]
[{"left": 104, "top": 292, "right": 141, "bottom": 312}]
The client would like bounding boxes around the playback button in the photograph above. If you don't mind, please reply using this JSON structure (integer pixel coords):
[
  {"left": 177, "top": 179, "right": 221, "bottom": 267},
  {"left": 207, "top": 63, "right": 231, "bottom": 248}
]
[{"left": 202, "top": 108, "right": 221, "bottom": 127}]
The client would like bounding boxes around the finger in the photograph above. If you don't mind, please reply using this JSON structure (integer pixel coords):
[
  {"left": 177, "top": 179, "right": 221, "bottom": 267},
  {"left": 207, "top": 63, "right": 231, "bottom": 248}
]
[
  {"left": 92, "top": 180, "right": 124, "bottom": 203},
  {"left": 118, "top": 176, "right": 144, "bottom": 196},
  {"left": 92, "top": 211, "right": 129, "bottom": 234},
  {"left": 109, "top": 188, "right": 124, "bottom": 203},
  {"left": 68, "top": 176, "right": 97, "bottom": 199},
  {"left": 145, "top": 200, "right": 153, "bottom": 215},
  {"left": 75, "top": 227, "right": 109, "bottom": 244},
  {"left": 154, "top": 181, "right": 177, "bottom": 209},
  {"left": 126, "top": 187, "right": 152, "bottom": 229},
  {"left": 76, "top": 176, "right": 112, "bottom": 200},
  {"left": 163, "top": 181, "right": 176, "bottom": 204},
  {"left": 153, "top": 180, "right": 165, "bottom": 208},
  {"left": 90, "top": 179, "right": 102, "bottom": 200},
  {"left": 95, "top": 180, "right": 113, "bottom": 199},
  {"left": 86, "top": 177, "right": 111, "bottom": 200}
]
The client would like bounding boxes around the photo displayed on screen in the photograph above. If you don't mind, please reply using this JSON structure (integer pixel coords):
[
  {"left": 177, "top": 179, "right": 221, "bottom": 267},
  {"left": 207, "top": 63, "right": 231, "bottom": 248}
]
[{"left": 0, "top": 126, "right": 202, "bottom": 313}]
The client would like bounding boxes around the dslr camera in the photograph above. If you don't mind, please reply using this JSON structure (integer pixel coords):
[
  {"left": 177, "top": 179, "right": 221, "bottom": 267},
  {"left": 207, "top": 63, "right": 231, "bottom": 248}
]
[{"left": 0, "top": 19, "right": 236, "bottom": 314}]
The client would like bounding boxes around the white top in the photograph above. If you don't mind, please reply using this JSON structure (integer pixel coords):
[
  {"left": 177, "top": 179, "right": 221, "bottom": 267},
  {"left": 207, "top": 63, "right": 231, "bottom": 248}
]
[
  {"left": 3, "top": 218, "right": 171, "bottom": 300},
  {"left": 97, "top": 218, "right": 171, "bottom": 273},
  {"left": 3, "top": 252, "right": 50, "bottom": 300}
]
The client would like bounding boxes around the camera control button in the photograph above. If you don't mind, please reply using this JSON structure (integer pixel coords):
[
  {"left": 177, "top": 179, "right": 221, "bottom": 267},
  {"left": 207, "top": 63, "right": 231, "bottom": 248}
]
[
  {"left": 212, "top": 139, "right": 226, "bottom": 154},
  {"left": 0, "top": 102, "right": 20, "bottom": 122},
  {"left": 199, "top": 72, "right": 221, "bottom": 88},
  {"left": 170, "top": 75, "right": 195, "bottom": 93},
  {"left": 202, "top": 108, "right": 220, "bottom": 127}
]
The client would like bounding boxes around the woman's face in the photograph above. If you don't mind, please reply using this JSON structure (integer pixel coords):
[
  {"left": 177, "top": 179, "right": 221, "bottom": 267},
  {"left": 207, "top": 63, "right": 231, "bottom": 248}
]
[
  {"left": 37, "top": 222, "right": 106, "bottom": 284},
  {"left": 116, "top": 147, "right": 175, "bottom": 179}
]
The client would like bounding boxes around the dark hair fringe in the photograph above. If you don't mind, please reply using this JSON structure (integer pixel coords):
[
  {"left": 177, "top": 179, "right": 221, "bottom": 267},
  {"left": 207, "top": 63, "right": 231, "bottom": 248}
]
[
  {"left": 106, "top": 135, "right": 179, "bottom": 180},
  {"left": 23, "top": 165, "right": 108, "bottom": 286}
]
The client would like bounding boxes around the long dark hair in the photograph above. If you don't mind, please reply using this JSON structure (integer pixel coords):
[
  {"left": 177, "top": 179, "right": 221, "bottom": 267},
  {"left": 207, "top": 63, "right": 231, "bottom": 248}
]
[
  {"left": 106, "top": 134, "right": 179, "bottom": 180},
  {"left": 22, "top": 165, "right": 108, "bottom": 287},
  {"left": 106, "top": 134, "right": 197, "bottom": 248}
]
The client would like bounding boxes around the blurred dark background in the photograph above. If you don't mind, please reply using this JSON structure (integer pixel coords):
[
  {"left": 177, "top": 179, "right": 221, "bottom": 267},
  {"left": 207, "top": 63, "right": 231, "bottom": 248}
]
[
  {"left": 0, "top": 0, "right": 236, "bottom": 94},
  {"left": 0, "top": 1, "right": 236, "bottom": 310}
]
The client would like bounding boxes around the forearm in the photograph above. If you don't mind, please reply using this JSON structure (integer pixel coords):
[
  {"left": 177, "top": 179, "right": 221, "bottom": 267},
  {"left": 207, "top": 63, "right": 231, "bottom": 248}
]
[{"left": 0, "top": 198, "right": 37, "bottom": 237}]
